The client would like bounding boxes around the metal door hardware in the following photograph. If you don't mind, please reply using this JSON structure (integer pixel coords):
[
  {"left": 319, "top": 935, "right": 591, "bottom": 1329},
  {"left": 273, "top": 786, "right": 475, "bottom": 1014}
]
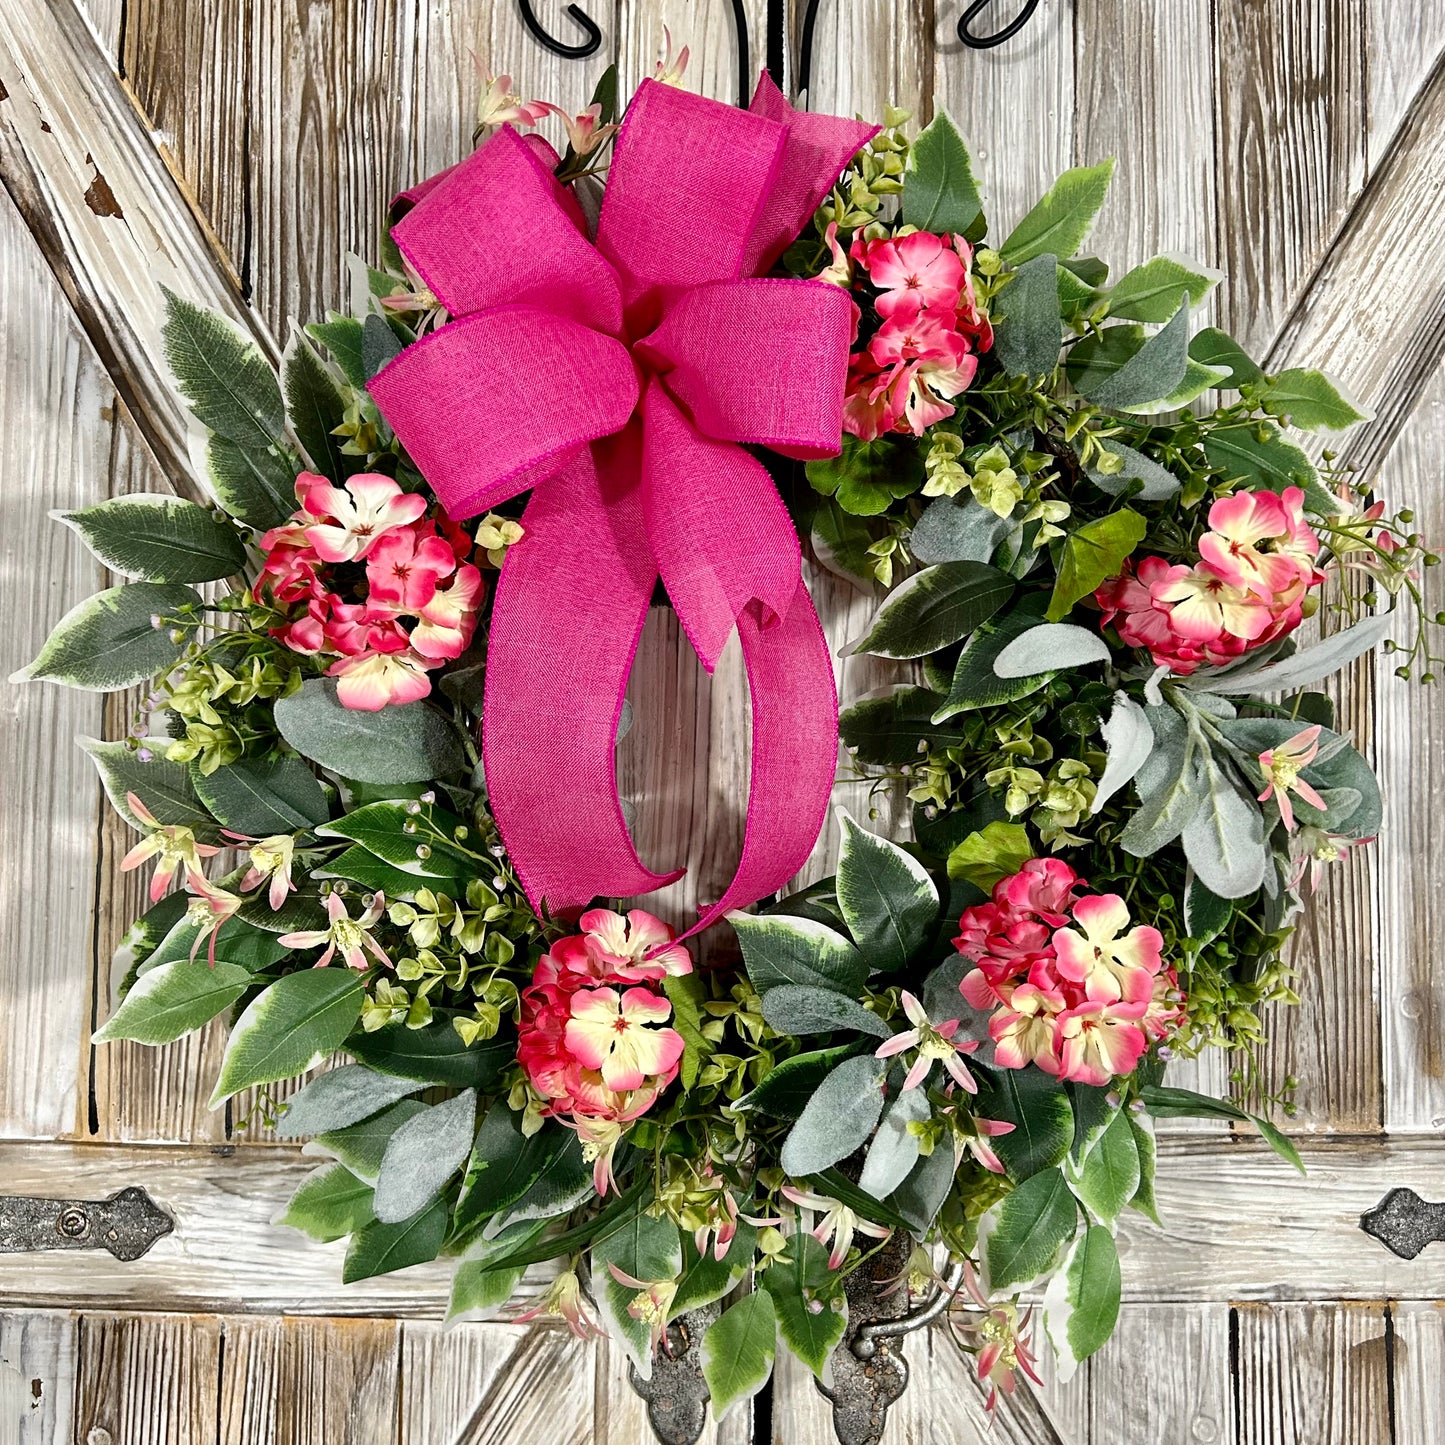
[{"left": 0, "top": 1186, "right": 173, "bottom": 1261}]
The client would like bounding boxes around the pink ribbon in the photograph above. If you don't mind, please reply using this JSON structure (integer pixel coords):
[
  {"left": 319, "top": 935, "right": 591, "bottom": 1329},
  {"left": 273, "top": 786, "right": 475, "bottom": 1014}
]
[{"left": 369, "top": 76, "right": 876, "bottom": 938}]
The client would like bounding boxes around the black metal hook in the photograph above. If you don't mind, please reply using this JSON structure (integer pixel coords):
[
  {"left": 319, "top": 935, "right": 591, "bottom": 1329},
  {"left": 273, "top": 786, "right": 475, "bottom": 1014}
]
[
  {"left": 797, "top": 0, "right": 825, "bottom": 98},
  {"left": 516, "top": 0, "right": 602, "bottom": 60},
  {"left": 730, "top": 0, "right": 752, "bottom": 109},
  {"left": 958, "top": 0, "right": 1042, "bottom": 49}
]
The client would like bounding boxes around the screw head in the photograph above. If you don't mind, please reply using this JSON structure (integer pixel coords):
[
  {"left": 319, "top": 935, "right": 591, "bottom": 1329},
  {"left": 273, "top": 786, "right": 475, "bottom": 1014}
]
[{"left": 57, "top": 1206, "right": 89, "bottom": 1239}]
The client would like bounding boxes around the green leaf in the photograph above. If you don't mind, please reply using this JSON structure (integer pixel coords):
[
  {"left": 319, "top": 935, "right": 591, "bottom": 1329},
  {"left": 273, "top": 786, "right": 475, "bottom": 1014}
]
[
  {"left": 192, "top": 756, "right": 329, "bottom": 836},
  {"left": 361, "top": 314, "right": 404, "bottom": 381},
  {"left": 276, "top": 1163, "right": 375, "bottom": 1242},
  {"left": 93, "top": 958, "right": 251, "bottom": 1045},
  {"left": 849, "top": 562, "right": 1013, "bottom": 660},
  {"left": 80, "top": 738, "right": 214, "bottom": 832},
  {"left": 1202, "top": 422, "right": 1338, "bottom": 516},
  {"left": 283, "top": 332, "right": 352, "bottom": 482},
  {"left": 1084, "top": 439, "right": 1181, "bottom": 501},
  {"left": 274, "top": 678, "right": 467, "bottom": 784},
  {"left": 1067, "top": 1084, "right": 1117, "bottom": 1162},
  {"left": 780, "top": 1054, "right": 887, "bottom": 1175},
  {"left": 993, "top": 252, "right": 1061, "bottom": 378},
  {"left": 976, "top": 1066, "right": 1074, "bottom": 1181},
  {"left": 857, "top": 1084, "right": 930, "bottom": 1199},
  {"left": 994, "top": 621, "right": 1111, "bottom": 678},
  {"left": 1043, "top": 1224, "right": 1121, "bottom": 1378},
  {"left": 373, "top": 1089, "right": 477, "bottom": 1223},
  {"left": 1141, "top": 1084, "right": 1304, "bottom": 1173},
  {"left": 312, "top": 1098, "right": 428, "bottom": 1182},
  {"left": 701, "top": 1292, "right": 777, "bottom": 1419},
  {"left": 1184, "top": 874, "right": 1233, "bottom": 944},
  {"left": 672, "top": 1222, "right": 756, "bottom": 1319},
  {"left": 904, "top": 108, "right": 983, "bottom": 235},
  {"left": 1071, "top": 1110, "right": 1140, "bottom": 1223},
  {"left": 728, "top": 911, "right": 869, "bottom": 996},
  {"left": 592, "top": 1211, "right": 683, "bottom": 1371},
  {"left": 1127, "top": 1111, "right": 1161, "bottom": 1223},
  {"left": 932, "top": 595, "right": 1055, "bottom": 720},
  {"left": 1092, "top": 692, "right": 1154, "bottom": 815},
  {"left": 887, "top": 1144, "right": 955, "bottom": 1233},
  {"left": 946, "top": 821, "right": 1033, "bottom": 893},
  {"left": 56, "top": 495, "right": 247, "bottom": 583},
  {"left": 209, "top": 969, "right": 365, "bottom": 1107},
  {"left": 307, "top": 313, "right": 368, "bottom": 388},
  {"left": 1122, "top": 356, "right": 1229, "bottom": 414},
  {"left": 1046, "top": 509, "right": 1147, "bottom": 621},
  {"left": 1070, "top": 306, "right": 1191, "bottom": 410},
  {"left": 112, "top": 892, "right": 190, "bottom": 997},
  {"left": 347, "top": 1018, "right": 511, "bottom": 1089},
  {"left": 1200, "top": 610, "right": 1397, "bottom": 697},
  {"left": 447, "top": 1223, "right": 545, "bottom": 1320},
  {"left": 835, "top": 812, "right": 939, "bottom": 969},
  {"left": 205, "top": 433, "right": 297, "bottom": 531},
  {"left": 1180, "top": 744, "right": 1267, "bottom": 899},
  {"left": 763, "top": 1233, "right": 847, "bottom": 1377},
  {"left": 839, "top": 686, "right": 954, "bottom": 767},
  {"left": 1119, "top": 704, "right": 1204, "bottom": 857},
  {"left": 17, "top": 582, "right": 200, "bottom": 690},
  {"left": 317, "top": 846, "right": 464, "bottom": 902},
  {"left": 1260, "top": 368, "right": 1370, "bottom": 432},
  {"left": 908, "top": 494, "right": 1013, "bottom": 566},
  {"left": 275, "top": 1063, "right": 423, "bottom": 1138},
  {"left": 984, "top": 1166, "right": 1078, "bottom": 1291},
  {"left": 453, "top": 1107, "right": 574, "bottom": 1240},
  {"left": 162, "top": 287, "right": 286, "bottom": 451},
  {"left": 733, "top": 1044, "right": 864, "bottom": 1121},
  {"left": 810, "top": 497, "right": 882, "bottom": 587},
  {"left": 663, "top": 972, "right": 710, "bottom": 1090},
  {"left": 761, "top": 984, "right": 892, "bottom": 1040},
  {"left": 315, "top": 801, "right": 474, "bottom": 879},
  {"left": 1000, "top": 160, "right": 1115, "bottom": 266},
  {"left": 1108, "top": 255, "right": 1220, "bottom": 323},
  {"left": 807, "top": 435, "right": 924, "bottom": 516},
  {"left": 138, "top": 913, "right": 287, "bottom": 975},
  {"left": 343, "top": 1196, "right": 448, "bottom": 1283},
  {"left": 1188, "top": 328, "right": 1263, "bottom": 388}
]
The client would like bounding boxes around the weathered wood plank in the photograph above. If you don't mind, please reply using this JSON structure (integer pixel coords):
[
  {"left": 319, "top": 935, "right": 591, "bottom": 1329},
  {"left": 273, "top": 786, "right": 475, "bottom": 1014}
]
[
  {"left": 798, "top": 0, "right": 931, "bottom": 127},
  {"left": 931, "top": 0, "right": 1074, "bottom": 235},
  {"left": 75, "top": 1311, "right": 222, "bottom": 1445},
  {"left": 1234, "top": 1302, "right": 1392, "bottom": 1445},
  {"left": 1373, "top": 363, "right": 1445, "bottom": 1133},
  {"left": 617, "top": 0, "right": 765, "bottom": 105},
  {"left": 0, "top": 182, "right": 113, "bottom": 1140},
  {"left": 1214, "top": 0, "right": 1367, "bottom": 359},
  {"left": 3, "top": 1137, "right": 1443, "bottom": 1315},
  {"left": 218, "top": 1315, "right": 399, "bottom": 1445},
  {"left": 0, "top": 0, "right": 273, "bottom": 494},
  {"left": 1390, "top": 1302, "right": 1445, "bottom": 1443},
  {"left": 0, "top": 1311, "right": 79, "bottom": 1445},
  {"left": 1366, "top": 2, "right": 1445, "bottom": 170}
]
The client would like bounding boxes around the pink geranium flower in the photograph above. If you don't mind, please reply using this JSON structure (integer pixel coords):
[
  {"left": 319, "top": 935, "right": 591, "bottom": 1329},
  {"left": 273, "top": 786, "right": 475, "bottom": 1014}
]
[
  {"left": 1051, "top": 894, "right": 1163, "bottom": 1005},
  {"left": 328, "top": 648, "right": 433, "bottom": 710},
  {"left": 854, "top": 231, "right": 966, "bottom": 320},
  {"left": 1054, "top": 999, "right": 1149, "bottom": 1087},
  {"left": 565, "top": 986, "right": 684, "bottom": 1092},
  {"left": 409, "top": 564, "right": 485, "bottom": 661},
  {"left": 1150, "top": 562, "right": 1273, "bottom": 643},
  {"left": 365, "top": 523, "right": 457, "bottom": 612},
  {"left": 1198, "top": 489, "right": 1299, "bottom": 598},
  {"left": 575, "top": 907, "right": 693, "bottom": 982},
  {"left": 301, "top": 473, "right": 428, "bottom": 563},
  {"left": 988, "top": 981, "right": 1066, "bottom": 1072},
  {"left": 1257, "top": 724, "right": 1328, "bottom": 832}
]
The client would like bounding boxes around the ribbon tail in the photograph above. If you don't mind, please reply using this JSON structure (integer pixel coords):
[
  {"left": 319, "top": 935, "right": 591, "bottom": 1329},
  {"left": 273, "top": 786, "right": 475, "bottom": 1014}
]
[
  {"left": 679, "top": 584, "right": 839, "bottom": 941},
  {"left": 482, "top": 440, "right": 683, "bottom": 914}
]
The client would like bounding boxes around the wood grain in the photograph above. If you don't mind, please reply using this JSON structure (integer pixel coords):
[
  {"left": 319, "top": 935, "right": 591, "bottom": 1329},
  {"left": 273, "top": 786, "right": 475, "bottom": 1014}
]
[
  {"left": 1390, "top": 1302, "right": 1445, "bottom": 1444},
  {"left": 1233, "top": 1302, "right": 1392, "bottom": 1445},
  {"left": 0, "top": 183, "right": 110, "bottom": 1140},
  {"left": 1372, "top": 363, "right": 1445, "bottom": 1133},
  {"left": 0, "top": 1311, "right": 78, "bottom": 1445},
  {"left": 219, "top": 1315, "right": 399, "bottom": 1445},
  {"left": 1365, "top": 1, "right": 1445, "bottom": 170},
  {"left": 75, "top": 1311, "right": 222, "bottom": 1445}
]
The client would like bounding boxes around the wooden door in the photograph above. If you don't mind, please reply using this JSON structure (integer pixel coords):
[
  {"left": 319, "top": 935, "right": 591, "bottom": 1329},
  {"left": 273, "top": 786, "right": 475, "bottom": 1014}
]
[{"left": 1, "top": 2, "right": 1443, "bottom": 1441}]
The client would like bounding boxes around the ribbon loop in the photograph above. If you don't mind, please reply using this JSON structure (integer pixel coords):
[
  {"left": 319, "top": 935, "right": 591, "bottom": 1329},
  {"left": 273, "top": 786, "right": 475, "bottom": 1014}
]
[{"left": 369, "top": 77, "right": 877, "bottom": 931}]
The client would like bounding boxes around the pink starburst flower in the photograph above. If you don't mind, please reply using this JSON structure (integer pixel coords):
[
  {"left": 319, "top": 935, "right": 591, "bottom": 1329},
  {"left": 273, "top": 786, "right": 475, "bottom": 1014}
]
[
  {"left": 781, "top": 1185, "right": 891, "bottom": 1269},
  {"left": 875, "top": 989, "right": 980, "bottom": 1091},
  {"left": 950, "top": 1262, "right": 1044, "bottom": 1414},
  {"left": 279, "top": 890, "right": 392, "bottom": 970},
  {"left": 1256, "top": 724, "right": 1328, "bottom": 832},
  {"left": 513, "top": 1270, "right": 602, "bottom": 1339},
  {"left": 119, "top": 792, "right": 222, "bottom": 902}
]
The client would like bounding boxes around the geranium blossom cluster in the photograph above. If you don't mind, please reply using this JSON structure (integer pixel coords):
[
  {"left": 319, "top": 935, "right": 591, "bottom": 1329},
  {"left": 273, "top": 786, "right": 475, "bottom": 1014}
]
[
  {"left": 255, "top": 472, "right": 483, "bottom": 710},
  {"left": 828, "top": 229, "right": 993, "bottom": 440},
  {"left": 955, "top": 859, "right": 1182, "bottom": 1086},
  {"left": 1096, "top": 486, "right": 1324, "bottom": 676},
  {"left": 517, "top": 909, "right": 690, "bottom": 1192}
]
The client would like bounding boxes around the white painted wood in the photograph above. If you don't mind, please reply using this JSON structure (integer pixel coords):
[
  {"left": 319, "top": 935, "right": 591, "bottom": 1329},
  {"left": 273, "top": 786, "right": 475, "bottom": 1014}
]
[
  {"left": 1390, "top": 1302, "right": 1445, "bottom": 1444},
  {"left": 0, "top": 1312, "right": 78, "bottom": 1445}
]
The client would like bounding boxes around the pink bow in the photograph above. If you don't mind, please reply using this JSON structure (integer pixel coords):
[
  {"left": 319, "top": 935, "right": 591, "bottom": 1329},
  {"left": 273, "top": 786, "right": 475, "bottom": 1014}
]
[{"left": 369, "top": 76, "right": 876, "bottom": 937}]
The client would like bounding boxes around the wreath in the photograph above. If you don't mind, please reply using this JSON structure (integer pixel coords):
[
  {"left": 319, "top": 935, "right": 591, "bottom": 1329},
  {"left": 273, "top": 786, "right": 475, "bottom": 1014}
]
[{"left": 18, "top": 51, "right": 1435, "bottom": 1431}]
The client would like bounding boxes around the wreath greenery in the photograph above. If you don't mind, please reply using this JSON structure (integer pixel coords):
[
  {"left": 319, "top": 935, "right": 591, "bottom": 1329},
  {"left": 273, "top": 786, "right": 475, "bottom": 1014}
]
[{"left": 17, "top": 58, "right": 1436, "bottom": 1418}]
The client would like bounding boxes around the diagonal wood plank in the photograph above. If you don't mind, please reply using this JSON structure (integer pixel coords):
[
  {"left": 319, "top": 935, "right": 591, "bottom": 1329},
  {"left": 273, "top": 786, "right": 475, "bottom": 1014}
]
[{"left": 0, "top": 0, "right": 277, "bottom": 501}]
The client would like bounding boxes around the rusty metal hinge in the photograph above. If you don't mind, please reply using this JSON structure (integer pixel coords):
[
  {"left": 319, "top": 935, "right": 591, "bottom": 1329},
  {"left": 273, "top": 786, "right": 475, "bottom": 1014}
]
[{"left": 0, "top": 1186, "right": 173, "bottom": 1260}]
